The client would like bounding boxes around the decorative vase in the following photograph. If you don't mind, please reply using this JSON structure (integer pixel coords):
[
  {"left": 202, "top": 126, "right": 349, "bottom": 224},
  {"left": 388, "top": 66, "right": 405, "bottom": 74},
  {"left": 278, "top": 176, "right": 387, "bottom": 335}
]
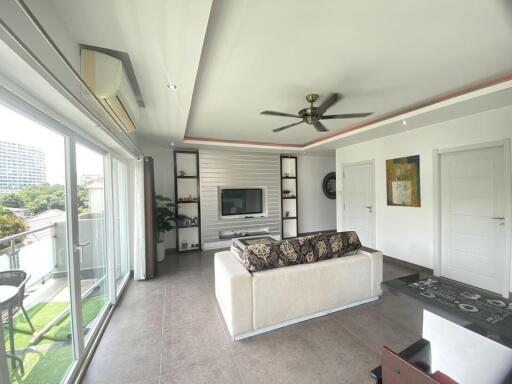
[{"left": 157, "top": 242, "right": 165, "bottom": 262}]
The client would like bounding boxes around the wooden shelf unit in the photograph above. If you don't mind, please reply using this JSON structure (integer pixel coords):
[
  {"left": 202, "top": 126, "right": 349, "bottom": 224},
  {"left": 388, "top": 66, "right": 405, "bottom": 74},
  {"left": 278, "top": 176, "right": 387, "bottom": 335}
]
[
  {"left": 174, "top": 150, "right": 201, "bottom": 252},
  {"left": 280, "top": 155, "right": 298, "bottom": 239}
]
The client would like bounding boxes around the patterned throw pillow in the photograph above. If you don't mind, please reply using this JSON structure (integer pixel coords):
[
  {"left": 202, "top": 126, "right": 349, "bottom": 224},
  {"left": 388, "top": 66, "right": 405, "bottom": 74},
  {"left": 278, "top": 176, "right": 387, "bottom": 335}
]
[{"left": 239, "top": 231, "right": 362, "bottom": 272}]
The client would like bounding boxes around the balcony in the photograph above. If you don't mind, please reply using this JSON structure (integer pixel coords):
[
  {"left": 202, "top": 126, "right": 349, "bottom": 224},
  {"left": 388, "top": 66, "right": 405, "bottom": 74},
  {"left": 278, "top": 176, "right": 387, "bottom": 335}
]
[{"left": 0, "top": 219, "right": 108, "bottom": 384}]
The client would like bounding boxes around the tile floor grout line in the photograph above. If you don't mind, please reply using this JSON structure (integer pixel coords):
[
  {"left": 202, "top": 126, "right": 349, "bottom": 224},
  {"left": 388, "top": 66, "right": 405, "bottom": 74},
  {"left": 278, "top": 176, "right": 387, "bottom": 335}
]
[
  {"left": 333, "top": 314, "right": 385, "bottom": 356},
  {"left": 208, "top": 281, "right": 246, "bottom": 384},
  {"left": 233, "top": 357, "right": 247, "bottom": 384},
  {"left": 160, "top": 267, "right": 169, "bottom": 377},
  {"left": 373, "top": 300, "right": 423, "bottom": 335}
]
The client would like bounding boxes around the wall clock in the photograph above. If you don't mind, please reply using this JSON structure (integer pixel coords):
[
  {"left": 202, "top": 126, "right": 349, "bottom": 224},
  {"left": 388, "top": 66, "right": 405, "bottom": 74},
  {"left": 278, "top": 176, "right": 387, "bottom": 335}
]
[{"left": 322, "top": 172, "right": 336, "bottom": 199}]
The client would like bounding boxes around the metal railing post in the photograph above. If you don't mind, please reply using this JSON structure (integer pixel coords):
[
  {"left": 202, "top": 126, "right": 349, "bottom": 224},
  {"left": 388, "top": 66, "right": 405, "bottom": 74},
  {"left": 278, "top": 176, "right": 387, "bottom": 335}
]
[
  {"left": 0, "top": 223, "right": 57, "bottom": 283},
  {"left": 51, "top": 225, "right": 57, "bottom": 269},
  {"left": 9, "top": 239, "right": 16, "bottom": 269}
]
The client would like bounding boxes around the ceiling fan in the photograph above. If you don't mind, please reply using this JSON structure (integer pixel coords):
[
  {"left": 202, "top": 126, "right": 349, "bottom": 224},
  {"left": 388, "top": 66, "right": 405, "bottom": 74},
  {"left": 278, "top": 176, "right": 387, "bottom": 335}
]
[{"left": 261, "top": 93, "right": 372, "bottom": 133}]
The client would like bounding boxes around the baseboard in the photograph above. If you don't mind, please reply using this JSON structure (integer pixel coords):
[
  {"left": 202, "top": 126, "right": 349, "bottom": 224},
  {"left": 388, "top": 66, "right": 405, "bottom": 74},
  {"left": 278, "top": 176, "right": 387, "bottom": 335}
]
[
  {"left": 233, "top": 296, "right": 379, "bottom": 341},
  {"left": 384, "top": 255, "right": 433, "bottom": 275}
]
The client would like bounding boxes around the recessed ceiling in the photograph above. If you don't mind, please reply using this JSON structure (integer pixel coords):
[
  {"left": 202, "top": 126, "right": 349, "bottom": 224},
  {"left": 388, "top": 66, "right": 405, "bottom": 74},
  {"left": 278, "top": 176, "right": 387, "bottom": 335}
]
[
  {"left": 25, "top": 0, "right": 512, "bottom": 150},
  {"left": 186, "top": 0, "right": 512, "bottom": 146}
]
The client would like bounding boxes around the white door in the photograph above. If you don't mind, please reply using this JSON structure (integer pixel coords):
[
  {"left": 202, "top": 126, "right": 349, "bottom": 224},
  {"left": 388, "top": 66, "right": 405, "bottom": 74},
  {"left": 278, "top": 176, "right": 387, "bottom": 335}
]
[
  {"left": 440, "top": 146, "right": 507, "bottom": 294},
  {"left": 342, "top": 162, "right": 375, "bottom": 247}
]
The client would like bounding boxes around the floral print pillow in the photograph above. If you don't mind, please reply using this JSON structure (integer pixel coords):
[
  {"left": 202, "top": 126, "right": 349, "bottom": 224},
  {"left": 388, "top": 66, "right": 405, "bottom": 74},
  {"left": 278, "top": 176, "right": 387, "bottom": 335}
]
[{"left": 240, "top": 231, "right": 361, "bottom": 272}]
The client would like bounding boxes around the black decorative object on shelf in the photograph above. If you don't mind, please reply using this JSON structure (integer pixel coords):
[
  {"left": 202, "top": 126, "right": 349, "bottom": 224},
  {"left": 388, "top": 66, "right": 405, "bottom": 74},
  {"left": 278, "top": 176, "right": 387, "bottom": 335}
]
[
  {"left": 322, "top": 172, "right": 336, "bottom": 199},
  {"left": 174, "top": 150, "right": 201, "bottom": 252}
]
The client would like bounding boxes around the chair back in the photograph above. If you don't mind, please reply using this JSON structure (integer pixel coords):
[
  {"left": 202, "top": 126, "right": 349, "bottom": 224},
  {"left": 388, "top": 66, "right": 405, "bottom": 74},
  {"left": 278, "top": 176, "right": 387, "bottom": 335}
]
[{"left": 0, "top": 270, "right": 30, "bottom": 321}]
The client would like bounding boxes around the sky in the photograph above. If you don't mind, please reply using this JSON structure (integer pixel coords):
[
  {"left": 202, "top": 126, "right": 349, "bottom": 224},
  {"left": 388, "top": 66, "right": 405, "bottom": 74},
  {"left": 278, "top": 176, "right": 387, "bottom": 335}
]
[{"left": 0, "top": 104, "right": 104, "bottom": 184}]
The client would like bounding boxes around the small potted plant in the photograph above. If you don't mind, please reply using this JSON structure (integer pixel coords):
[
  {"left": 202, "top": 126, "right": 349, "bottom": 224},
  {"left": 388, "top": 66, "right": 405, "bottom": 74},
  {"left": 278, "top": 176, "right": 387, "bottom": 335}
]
[{"left": 155, "top": 195, "right": 176, "bottom": 262}]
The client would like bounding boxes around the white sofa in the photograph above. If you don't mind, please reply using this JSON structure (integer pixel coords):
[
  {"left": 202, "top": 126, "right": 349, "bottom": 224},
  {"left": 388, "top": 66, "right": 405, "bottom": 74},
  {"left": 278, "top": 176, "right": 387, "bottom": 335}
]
[{"left": 214, "top": 247, "right": 383, "bottom": 340}]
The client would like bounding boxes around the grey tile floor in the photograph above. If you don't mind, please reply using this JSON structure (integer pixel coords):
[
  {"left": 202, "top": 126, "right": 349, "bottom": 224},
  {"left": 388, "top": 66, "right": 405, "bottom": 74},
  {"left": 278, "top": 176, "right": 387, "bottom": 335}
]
[{"left": 82, "top": 250, "right": 424, "bottom": 384}]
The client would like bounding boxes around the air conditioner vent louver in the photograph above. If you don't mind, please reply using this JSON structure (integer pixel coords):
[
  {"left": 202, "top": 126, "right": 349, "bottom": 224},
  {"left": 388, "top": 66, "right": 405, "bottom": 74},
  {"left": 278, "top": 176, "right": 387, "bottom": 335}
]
[{"left": 81, "top": 48, "right": 139, "bottom": 133}]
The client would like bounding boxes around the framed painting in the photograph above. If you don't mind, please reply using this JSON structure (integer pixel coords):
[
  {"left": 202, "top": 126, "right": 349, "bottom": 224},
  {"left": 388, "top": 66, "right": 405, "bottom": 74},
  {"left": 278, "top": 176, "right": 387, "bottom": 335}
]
[{"left": 386, "top": 155, "right": 421, "bottom": 207}]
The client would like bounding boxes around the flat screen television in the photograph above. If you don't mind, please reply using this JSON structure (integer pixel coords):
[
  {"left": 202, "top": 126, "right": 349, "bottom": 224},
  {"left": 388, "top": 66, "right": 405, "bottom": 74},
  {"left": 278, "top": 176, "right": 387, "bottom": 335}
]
[{"left": 220, "top": 188, "right": 264, "bottom": 217}]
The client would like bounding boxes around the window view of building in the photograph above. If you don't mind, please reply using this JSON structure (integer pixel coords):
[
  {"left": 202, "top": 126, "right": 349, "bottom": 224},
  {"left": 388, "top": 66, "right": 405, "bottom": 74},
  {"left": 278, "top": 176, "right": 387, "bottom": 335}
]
[{"left": 0, "top": 141, "right": 47, "bottom": 194}]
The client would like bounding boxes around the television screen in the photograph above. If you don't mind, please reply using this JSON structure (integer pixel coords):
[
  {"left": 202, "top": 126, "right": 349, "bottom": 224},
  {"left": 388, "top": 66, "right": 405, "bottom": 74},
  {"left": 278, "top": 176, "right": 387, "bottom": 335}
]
[{"left": 221, "top": 188, "right": 263, "bottom": 216}]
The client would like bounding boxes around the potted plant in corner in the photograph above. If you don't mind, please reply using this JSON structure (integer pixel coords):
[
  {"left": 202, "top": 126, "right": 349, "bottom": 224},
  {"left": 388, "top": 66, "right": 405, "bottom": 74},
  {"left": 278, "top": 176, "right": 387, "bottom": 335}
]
[{"left": 155, "top": 195, "right": 176, "bottom": 262}]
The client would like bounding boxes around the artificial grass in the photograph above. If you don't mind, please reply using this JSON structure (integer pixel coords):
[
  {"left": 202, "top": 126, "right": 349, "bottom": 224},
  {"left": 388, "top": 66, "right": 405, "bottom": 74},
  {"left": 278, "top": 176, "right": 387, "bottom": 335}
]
[
  {"left": 9, "top": 344, "right": 73, "bottom": 384},
  {"left": 4, "top": 295, "right": 107, "bottom": 384}
]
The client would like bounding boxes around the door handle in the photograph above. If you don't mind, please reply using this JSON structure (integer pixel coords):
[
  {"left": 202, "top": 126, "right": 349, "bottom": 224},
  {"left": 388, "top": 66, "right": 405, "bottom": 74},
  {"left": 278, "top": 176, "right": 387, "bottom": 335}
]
[
  {"left": 490, "top": 217, "right": 505, "bottom": 220},
  {"left": 76, "top": 241, "right": 91, "bottom": 249},
  {"left": 75, "top": 241, "right": 91, "bottom": 263},
  {"left": 365, "top": 206, "right": 372, "bottom": 209}
]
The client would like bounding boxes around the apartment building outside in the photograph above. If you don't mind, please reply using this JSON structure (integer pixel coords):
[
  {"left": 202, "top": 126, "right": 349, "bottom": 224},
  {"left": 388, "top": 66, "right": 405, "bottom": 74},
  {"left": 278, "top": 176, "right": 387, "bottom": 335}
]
[{"left": 0, "top": 140, "right": 47, "bottom": 193}]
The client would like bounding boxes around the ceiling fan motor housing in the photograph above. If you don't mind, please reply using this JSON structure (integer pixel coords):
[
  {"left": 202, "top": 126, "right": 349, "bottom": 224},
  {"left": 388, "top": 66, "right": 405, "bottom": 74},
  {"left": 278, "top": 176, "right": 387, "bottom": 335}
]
[{"left": 299, "top": 107, "right": 319, "bottom": 124}]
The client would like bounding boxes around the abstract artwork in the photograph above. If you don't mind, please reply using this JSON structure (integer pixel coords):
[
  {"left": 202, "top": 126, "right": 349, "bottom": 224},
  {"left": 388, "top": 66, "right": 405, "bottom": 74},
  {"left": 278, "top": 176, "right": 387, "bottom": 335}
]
[{"left": 386, "top": 155, "right": 421, "bottom": 207}]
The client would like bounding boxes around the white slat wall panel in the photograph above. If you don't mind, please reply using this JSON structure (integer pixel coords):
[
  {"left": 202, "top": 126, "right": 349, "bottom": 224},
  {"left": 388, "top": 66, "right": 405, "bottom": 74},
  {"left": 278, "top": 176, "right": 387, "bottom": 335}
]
[{"left": 199, "top": 150, "right": 281, "bottom": 246}]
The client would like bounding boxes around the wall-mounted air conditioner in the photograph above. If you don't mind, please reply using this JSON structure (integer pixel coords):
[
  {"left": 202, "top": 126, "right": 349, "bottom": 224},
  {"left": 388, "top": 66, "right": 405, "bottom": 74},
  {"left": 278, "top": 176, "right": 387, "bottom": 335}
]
[{"left": 81, "top": 48, "right": 139, "bottom": 133}]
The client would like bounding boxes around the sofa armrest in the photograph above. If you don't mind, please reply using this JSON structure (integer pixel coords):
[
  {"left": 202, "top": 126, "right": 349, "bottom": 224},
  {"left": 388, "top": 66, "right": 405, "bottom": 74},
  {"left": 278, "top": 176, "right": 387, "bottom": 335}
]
[
  {"left": 214, "top": 251, "right": 253, "bottom": 338},
  {"left": 358, "top": 248, "right": 383, "bottom": 296}
]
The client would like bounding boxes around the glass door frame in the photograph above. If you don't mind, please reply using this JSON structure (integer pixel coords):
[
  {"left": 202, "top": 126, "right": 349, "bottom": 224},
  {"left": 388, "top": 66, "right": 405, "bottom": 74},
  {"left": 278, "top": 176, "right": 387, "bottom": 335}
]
[
  {"left": 63, "top": 138, "right": 117, "bottom": 383},
  {"left": 64, "top": 136, "right": 85, "bottom": 372},
  {"left": 108, "top": 156, "right": 131, "bottom": 299},
  {"left": 63, "top": 142, "right": 132, "bottom": 384}
]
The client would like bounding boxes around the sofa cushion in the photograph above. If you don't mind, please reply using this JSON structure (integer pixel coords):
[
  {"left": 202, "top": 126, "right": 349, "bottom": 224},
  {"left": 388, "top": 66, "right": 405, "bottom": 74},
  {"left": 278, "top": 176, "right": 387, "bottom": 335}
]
[
  {"left": 252, "top": 253, "right": 372, "bottom": 330},
  {"left": 240, "top": 231, "right": 361, "bottom": 272}
]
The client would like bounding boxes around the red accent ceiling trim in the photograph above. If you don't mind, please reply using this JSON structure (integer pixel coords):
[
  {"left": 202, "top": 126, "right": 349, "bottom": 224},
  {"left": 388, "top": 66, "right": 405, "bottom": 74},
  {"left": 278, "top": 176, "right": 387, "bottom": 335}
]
[
  {"left": 186, "top": 71, "right": 512, "bottom": 149},
  {"left": 304, "top": 70, "right": 512, "bottom": 147}
]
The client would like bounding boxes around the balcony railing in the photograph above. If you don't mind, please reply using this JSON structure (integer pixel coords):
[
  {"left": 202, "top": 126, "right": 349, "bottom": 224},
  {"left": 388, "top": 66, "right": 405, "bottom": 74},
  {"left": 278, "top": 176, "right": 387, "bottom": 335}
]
[
  {"left": 0, "top": 223, "right": 57, "bottom": 286},
  {"left": 0, "top": 219, "right": 108, "bottom": 383}
]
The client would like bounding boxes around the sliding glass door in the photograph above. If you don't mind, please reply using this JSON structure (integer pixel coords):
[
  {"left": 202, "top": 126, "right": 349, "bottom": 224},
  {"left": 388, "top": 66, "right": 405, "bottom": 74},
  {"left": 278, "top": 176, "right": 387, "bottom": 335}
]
[
  {"left": 74, "top": 144, "right": 108, "bottom": 345},
  {"left": 0, "top": 100, "right": 132, "bottom": 383},
  {"left": 0, "top": 105, "right": 76, "bottom": 383}
]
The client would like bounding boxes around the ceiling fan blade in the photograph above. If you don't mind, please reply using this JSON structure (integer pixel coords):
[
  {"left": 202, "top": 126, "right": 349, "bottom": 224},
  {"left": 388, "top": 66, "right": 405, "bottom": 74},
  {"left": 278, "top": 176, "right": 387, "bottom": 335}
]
[
  {"left": 321, "top": 112, "right": 373, "bottom": 119},
  {"left": 272, "top": 121, "right": 304, "bottom": 132},
  {"left": 313, "top": 121, "right": 328, "bottom": 132},
  {"left": 316, "top": 93, "right": 342, "bottom": 115},
  {"left": 261, "top": 110, "right": 300, "bottom": 118}
]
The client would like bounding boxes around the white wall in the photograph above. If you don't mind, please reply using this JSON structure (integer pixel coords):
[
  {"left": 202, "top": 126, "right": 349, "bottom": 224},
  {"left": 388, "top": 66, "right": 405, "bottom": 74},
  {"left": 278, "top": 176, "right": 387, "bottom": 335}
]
[
  {"left": 336, "top": 105, "right": 512, "bottom": 291},
  {"left": 297, "top": 155, "right": 336, "bottom": 233},
  {"left": 143, "top": 147, "right": 175, "bottom": 250}
]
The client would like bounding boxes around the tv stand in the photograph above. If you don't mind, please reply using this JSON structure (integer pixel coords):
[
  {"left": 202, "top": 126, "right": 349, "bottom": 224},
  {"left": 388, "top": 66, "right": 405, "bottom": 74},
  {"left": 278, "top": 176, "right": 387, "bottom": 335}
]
[
  {"left": 219, "top": 229, "right": 270, "bottom": 240},
  {"left": 203, "top": 227, "right": 279, "bottom": 251}
]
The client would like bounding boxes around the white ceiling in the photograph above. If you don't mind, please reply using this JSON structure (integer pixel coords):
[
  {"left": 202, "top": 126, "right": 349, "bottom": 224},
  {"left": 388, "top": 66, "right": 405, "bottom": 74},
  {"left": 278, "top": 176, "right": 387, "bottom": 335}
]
[{"left": 39, "top": 0, "right": 512, "bottom": 150}]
